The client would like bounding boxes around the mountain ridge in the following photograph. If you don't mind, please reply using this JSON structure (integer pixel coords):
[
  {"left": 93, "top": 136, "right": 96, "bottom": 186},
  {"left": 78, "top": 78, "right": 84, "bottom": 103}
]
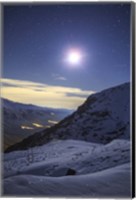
[
  {"left": 5, "top": 82, "right": 130, "bottom": 153},
  {"left": 3, "top": 98, "right": 72, "bottom": 150},
  {"left": 2, "top": 98, "right": 73, "bottom": 112}
]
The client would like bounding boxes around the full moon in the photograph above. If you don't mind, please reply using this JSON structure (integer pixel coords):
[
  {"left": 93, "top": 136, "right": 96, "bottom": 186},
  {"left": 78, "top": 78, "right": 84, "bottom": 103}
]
[{"left": 66, "top": 49, "right": 82, "bottom": 65}]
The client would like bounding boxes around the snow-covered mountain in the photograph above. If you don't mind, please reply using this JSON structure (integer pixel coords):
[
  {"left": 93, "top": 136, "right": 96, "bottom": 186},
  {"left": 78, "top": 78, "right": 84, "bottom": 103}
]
[
  {"left": 2, "top": 98, "right": 72, "bottom": 150},
  {"left": 5, "top": 82, "right": 130, "bottom": 152},
  {"left": 3, "top": 82, "right": 131, "bottom": 197}
]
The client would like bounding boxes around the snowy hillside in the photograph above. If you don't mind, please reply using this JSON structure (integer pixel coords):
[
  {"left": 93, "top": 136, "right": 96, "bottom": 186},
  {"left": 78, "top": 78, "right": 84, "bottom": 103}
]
[
  {"left": 3, "top": 139, "right": 131, "bottom": 197},
  {"left": 3, "top": 82, "right": 131, "bottom": 197},
  {"left": 5, "top": 82, "right": 130, "bottom": 152},
  {"left": 2, "top": 98, "right": 72, "bottom": 150}
]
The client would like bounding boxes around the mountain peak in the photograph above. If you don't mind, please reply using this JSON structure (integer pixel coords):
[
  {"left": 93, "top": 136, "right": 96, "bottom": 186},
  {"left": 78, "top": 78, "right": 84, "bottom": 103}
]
[{"left": 5, "top": 82, "right": 130, "bottom": 153}]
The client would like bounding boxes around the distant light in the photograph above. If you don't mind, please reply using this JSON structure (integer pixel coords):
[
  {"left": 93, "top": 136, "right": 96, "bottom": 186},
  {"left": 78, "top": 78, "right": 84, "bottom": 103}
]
[
  {"left": 48, "top": 120, "right": 58, "bottom": 124},
  {"left": 21, "top": 126, "right": 34, "bottom": 130},
  {"left": 32, "top": 123, "right": 44, "bottom": 128}
]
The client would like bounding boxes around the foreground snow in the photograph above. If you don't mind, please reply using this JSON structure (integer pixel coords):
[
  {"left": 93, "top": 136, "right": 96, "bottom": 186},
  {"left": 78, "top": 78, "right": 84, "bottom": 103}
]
[
  {"left": 3, "top": 139, "right": 131, "bottom": 197},
  {"left": 4, "top": 163, "right": 131, "bottom": 197}
]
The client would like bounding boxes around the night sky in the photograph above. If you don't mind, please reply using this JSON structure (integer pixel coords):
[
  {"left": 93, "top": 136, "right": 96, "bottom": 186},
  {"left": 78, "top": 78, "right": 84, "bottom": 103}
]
[{"left": 2, "top": 3, "right": 131, "bottom": 109}]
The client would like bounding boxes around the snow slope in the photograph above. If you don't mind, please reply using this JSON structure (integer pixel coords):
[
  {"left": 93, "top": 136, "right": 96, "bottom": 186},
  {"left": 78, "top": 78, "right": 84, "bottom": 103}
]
[
  {"left": 4, "top": 163, "right": 131, "bottom": 197},
  {"left": 5, "top": 82, "right": 130, "bottom": 152},
  {"left": 2, "top": 98, "right": 72, "bottom": 150},
  {"left": 3, "top": 139, "right": 131, "bottom": 197}
]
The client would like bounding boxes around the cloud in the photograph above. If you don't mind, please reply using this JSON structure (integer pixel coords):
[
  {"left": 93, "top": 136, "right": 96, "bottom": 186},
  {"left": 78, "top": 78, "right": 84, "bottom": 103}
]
[
  {"left": 1, "top": 78, "right": 46, "bottom": 88},
  {"left": 66, "top": 93, "right": 90, "bottom": 98},
  {"left": 52, "top": 73, "right": 67, "bottom": 81},
  {"left": 1, "top": 78, "right": 95, "bottom": 110},
  {"left": 55, "top": 76, "right": 67, "bottom": 81}
]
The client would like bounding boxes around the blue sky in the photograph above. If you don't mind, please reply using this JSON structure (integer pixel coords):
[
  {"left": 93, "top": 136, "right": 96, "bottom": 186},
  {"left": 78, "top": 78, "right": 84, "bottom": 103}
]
[{"left": 2, "top": 3, "right": 131, "bottom": 109}]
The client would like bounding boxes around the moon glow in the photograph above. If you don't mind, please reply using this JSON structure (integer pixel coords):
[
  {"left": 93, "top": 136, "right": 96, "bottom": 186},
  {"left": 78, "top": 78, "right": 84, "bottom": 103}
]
[{"left": 66, "top": 49, "right": 82, "bottom": 66}]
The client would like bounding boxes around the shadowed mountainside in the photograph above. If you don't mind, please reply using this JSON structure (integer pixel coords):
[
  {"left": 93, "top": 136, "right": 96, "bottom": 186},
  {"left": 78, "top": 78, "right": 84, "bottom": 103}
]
[
  {"left": 5, "top": 82, "right": 130, "bottom": 153},
  {"left": 3, "top": 98, "right": 72, "bottom": 150}
]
